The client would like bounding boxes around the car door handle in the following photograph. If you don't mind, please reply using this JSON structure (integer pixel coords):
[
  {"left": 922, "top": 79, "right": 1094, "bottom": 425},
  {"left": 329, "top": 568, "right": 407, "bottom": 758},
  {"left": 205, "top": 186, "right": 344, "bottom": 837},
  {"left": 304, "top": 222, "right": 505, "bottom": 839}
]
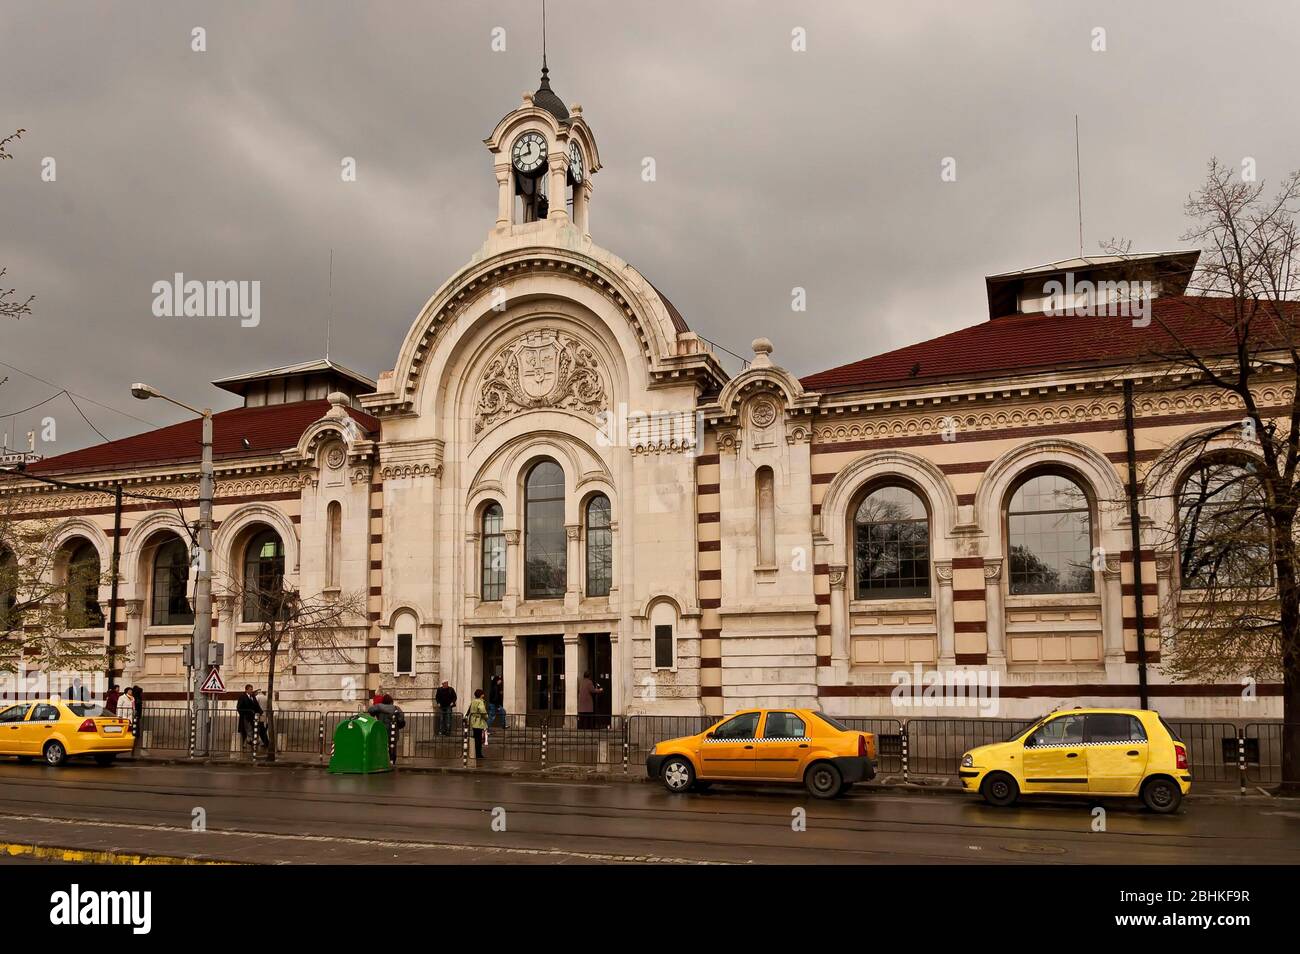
[
  {"left": 743, "top": 745, "right": 753, "bottom": 750},
  {"left": 798, "top": 744, "right": 809, "bottom": 749},
  {"left": 1127, "top": 750, "right": 1140, "bottom": 756},
  {"left": 1066, "top": 752, "right": 1079, "bottom": 758}
]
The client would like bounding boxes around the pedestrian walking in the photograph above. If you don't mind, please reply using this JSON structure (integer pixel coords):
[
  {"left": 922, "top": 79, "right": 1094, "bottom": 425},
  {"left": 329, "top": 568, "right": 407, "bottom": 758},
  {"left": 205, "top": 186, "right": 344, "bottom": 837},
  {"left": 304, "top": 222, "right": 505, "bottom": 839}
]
[
  {"left": 578, "top": 671, "right": 604, "bottom": 729},
  {"left": 487, "top": 675, "right": 507, "bottom": 728},
  {"left": 467, "top": 689, "right": 488, "bottom": 760},
  {"left": 236, "top": 684, "right": 270, "bottom": 752},
  {"left": 367, "top": 693, "right": 406, "bottom": 764},
  {"left": 104, "top": 684, "right": 121, "bottom": 715},
  {"left": 435, "top": 680, "right": 457, "bottom": 736},
  {"left": 119, "top": 687, "right": 136, "bottom": 743},
  {"left": 65, "top": 677, "right": 89, "bottom": 702}
]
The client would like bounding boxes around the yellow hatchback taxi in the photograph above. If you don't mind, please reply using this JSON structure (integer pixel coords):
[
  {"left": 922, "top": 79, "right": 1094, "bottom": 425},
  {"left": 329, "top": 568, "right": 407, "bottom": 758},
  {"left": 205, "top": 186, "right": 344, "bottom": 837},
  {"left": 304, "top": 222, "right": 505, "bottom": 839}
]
[
  {"left": 0, "top": 699, "right": 133, "bottom": 766},
  {"left": 959, "top": 707, "right": 1191, "bottom": 813},
  {"left": 647, "top": 709, "right": 876, "bottom": 798}
]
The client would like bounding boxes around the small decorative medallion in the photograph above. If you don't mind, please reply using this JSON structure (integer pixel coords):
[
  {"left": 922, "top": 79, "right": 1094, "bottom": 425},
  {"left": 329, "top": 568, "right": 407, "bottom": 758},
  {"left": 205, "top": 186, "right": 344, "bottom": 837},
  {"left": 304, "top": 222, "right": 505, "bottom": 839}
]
[
  {"left": 325, "top": 443, "right": 346, "bottom": 470},
  {"left": 750, "top": 399, "right": 778, "bottom": 428}
]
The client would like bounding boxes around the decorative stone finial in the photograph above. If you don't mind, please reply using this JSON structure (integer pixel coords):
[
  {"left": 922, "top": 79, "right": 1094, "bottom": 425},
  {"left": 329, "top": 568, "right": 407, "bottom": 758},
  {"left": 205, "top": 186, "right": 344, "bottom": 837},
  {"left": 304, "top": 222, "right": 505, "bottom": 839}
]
[{"left": 751, "top": 337, "right": 774, "bottom": 368}]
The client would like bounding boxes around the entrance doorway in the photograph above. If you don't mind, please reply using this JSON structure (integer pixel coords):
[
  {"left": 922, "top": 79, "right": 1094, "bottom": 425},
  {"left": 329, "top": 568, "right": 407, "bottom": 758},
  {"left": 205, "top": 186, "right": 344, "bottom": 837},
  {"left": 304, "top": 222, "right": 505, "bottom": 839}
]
[
  {"left": 480, "top": 637, "right": 503, "bottom": 699},
  {"left": 526, "top": 635, "right": 565, "bottom": 725},
  {"left": 581, "top": 633, "right": 612, "bottom": 727}
]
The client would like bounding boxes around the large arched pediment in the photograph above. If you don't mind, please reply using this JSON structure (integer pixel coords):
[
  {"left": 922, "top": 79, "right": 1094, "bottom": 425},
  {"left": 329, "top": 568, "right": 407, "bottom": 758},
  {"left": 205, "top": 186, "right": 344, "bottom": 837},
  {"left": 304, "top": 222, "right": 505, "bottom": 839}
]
[{"left": 364, "top": 246, "right": 722, "bottom": 416}]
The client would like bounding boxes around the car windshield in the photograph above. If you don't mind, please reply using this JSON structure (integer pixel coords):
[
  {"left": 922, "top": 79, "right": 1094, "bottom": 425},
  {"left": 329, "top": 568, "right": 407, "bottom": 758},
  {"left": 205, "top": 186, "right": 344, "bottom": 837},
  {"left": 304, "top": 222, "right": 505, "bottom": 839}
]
[
  {"left": 812, "top": 712, "right": 849, "bottom": 732},
  {"left": 66, "top": 703, "right": 110, "bottom": 717},
  {"left": 1010, "top": 714, "right": 1051, "bottom": 742}
]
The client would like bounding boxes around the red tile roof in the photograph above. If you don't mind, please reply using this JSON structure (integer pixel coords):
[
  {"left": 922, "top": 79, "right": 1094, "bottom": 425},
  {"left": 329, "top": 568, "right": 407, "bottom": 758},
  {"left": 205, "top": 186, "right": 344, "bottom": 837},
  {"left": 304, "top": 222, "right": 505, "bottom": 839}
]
[
  {"left": 800, "top": 295, "right": 1298, "bottom": 393},
  {"left": 26, "top": 400, "right": 378, "bottom": 476}
]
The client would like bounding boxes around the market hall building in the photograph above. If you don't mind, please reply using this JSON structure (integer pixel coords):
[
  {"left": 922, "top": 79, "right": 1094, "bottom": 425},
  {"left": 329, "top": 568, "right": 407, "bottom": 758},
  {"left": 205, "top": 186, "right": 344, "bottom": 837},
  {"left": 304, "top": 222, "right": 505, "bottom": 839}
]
[{"left": 2, "top": 71, "right": 1283, "bottom": 722}]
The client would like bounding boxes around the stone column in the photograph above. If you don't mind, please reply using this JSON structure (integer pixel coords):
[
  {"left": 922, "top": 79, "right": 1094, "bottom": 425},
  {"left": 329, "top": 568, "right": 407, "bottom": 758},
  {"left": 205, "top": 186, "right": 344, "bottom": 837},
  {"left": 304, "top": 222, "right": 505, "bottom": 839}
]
[
  {"left": 463, "top": 530, "right": 479, "bottom": 612},
  {"left": 983, "top": 558, "right": 1005, "bottom": 663},
  {"left": 546, "top": 151, "right": 569, "bottom": 222},
  {"left": 609, "top": 632, "right": 622, "bottom": 716},
  {"left": 503, "top": 529, "right": 520, "bottom": 612},
  {"left": 829, "top": 564, "right": 849, "bottom": 666},
  {"left": 124, "top": 599, "right": 145, "bottom": 681},
  {"left": 495, "top": 164, "right": 511, "bottom": 227},
  {"left": 564, "top": 524, "right": 580, "bottom": 610},
  {"left": 1154, "top": 551, "right": 1174, "bottom": 654},
  {"left": 1103, "top": 556, "right": 1125, "bottom": 662},
  {"left": 935, "top": 560, "right": 955, "bottom": 665},
  {"left": 563, "top": 632, "right": 580, "bottom": 717},
  {"left": 502, "top": 634, "right": 523, "bottom": 719}
]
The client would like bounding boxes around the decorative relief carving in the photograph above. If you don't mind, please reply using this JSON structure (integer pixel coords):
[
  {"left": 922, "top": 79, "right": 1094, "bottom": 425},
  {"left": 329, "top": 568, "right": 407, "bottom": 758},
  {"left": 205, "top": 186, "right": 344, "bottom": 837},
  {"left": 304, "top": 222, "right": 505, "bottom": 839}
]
[
  {"left": 325, "top": 443, "right": 346, "bottom": 470},
  {"left": 983, "top": 558, "right": 1003, "bottom": 582},
  {"left": 934, "top": 560, "right": 954, "bottom": 585},
  {"left": 828, "top": 565, "right": 847, "bottom": 589},
  {"left": 475, "top": 329, "right": 607, "bottom": 434},
  {"left": 749, "top": 398, "right": 778, "bottom": 428},
  {"left": 380, "top": 463, "right": 443, "bottom": 480}
]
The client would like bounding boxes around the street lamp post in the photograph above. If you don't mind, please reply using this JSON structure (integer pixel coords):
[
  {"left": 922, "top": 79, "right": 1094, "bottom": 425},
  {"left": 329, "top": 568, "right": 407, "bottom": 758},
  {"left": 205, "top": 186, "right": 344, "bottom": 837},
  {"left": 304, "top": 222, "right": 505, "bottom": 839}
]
[{"left": 131, "top": 384, "right": 214, "bottom": 756}]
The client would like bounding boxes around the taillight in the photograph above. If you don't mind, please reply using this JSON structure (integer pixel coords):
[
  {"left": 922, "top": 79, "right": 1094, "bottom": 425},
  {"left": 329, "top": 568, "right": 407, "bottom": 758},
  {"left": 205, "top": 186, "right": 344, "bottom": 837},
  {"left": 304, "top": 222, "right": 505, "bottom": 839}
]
[
  {"left": 77, "top": 718, "right": 97, "bottom": 733},
  {"left": 858, "top": 734, "right": 868, "bottom": 757},
  {"left": 1175, "top": 743, "right": 1188, "bottom": 770}
]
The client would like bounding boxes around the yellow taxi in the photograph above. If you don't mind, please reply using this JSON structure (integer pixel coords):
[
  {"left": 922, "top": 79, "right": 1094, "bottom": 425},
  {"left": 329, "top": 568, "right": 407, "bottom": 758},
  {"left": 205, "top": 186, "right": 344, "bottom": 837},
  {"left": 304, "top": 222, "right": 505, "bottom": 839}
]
[
  {"left": 646, "top": 709, "right": 876, "bottom": 798},
  {"left": 0, "top": 699, "right": 134, "bottom": 766},
  {"left": 958, "top": 707, "right": 1191, "bottom": 813}
]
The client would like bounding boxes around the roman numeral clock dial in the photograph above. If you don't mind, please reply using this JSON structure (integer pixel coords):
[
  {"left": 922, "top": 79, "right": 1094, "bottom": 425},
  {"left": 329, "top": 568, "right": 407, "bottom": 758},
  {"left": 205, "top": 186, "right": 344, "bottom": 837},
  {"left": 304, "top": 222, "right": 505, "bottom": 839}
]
[{"left": 511, "top": 131, "right": 548, "bottom": 176}]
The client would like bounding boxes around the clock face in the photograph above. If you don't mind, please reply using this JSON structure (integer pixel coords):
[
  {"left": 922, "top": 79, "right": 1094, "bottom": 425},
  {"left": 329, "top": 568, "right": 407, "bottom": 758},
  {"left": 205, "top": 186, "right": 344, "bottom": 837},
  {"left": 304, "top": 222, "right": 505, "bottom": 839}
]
[
  {"left": 511, "top": 131, "right": 548, "bottom": 176},
  {"left": 568, "top": 141, "right": 585, "bottom": 185}
]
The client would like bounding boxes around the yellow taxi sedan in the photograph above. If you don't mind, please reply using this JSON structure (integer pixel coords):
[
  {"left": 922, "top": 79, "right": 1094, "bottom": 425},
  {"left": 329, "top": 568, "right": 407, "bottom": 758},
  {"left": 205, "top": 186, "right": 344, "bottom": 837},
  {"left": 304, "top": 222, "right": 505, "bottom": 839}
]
[
  {"left": 958, "top": 707, "right": 1192, "bottom": 813},
  {"left": 647, "top": 709, "right": 876, "bottom": 798},
  {"left": 0, "top": 699, "right": 133, "bottom": 766}
]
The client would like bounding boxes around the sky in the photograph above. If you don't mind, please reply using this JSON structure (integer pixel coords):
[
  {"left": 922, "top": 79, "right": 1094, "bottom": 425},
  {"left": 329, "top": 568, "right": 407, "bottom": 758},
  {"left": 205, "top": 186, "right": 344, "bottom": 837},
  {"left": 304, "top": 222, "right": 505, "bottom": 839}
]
[{"left": 3, "top": 0, "right": 1299, "bottom": 455}]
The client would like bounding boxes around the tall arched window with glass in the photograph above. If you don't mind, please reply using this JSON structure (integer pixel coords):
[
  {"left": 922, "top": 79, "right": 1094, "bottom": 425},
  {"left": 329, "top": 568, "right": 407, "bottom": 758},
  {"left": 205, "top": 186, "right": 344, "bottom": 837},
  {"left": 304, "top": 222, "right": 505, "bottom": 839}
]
[
  {"left": 152, "top": 536, "right": 195, "bottom": 626},
  {"left": 853, "top": 485, "right": 931, "bottom": 598},
  {"left": 1177, "top": 459, "right": 1271, "bottom": 590},
  {"left": 1007, "top": 472, "right": 1094, "bottom": 594},
  {"left": 481, "top": 502, "right": 506, "bottom": 601},
  {"left": 525, "top": 460, "right": 566, "bottom": 599},
  {"left": 326, "top": 502, "right": 342, "bottom": 589},
  {"left": 66, "top": 541, "right": 104, "bottom": 628},
  {"left": 585, "top": 494, "right": 612, "bottom": 597},
  {"left": 243, "top": 529, "right": 286, "bottom": 622}
]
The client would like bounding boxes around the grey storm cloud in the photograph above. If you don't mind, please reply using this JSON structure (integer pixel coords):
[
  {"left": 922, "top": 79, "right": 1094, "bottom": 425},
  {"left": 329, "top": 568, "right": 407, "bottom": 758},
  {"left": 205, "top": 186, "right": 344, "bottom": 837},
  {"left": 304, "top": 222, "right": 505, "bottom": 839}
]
[{"left": 3, "top": 0, "right": 1298, "bottom": 453}]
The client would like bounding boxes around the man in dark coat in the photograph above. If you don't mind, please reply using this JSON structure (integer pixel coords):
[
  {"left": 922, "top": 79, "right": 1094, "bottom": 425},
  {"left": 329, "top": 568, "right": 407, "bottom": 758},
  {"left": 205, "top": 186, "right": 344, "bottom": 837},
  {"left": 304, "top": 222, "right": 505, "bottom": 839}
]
[
  {"left": 367, "top": 693, "right": 405, "bottom": 763},
  {"left": 435, "top": 681, "right": 457, "bottom": 736},
  {"left": 236, "top": 685, "right": 269, "bottom": 750},
  {"left": 104, "top": 684, "right": 121, "bottom": 714}
]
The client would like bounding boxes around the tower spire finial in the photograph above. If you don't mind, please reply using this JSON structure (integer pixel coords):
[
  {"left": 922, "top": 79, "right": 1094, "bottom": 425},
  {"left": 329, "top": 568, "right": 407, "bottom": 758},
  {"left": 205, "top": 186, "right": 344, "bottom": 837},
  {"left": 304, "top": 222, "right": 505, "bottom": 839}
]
[{"left": 541, "top": 0, "right": 548, "bottom": 80}]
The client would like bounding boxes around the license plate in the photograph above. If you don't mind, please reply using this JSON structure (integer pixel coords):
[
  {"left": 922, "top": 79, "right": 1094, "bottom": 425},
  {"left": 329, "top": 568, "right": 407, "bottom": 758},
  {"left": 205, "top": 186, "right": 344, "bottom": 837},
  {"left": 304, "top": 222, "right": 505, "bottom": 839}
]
[{"left": 102, "top": 725, "right": 123, "bottom": 734}]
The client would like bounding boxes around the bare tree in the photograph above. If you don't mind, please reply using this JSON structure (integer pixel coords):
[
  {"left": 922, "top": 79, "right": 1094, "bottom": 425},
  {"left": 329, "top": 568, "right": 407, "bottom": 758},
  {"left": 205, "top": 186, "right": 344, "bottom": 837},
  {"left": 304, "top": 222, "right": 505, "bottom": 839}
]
[
  {"left": 223, "top": 573, "right": 365, "bottom": 761},
  {"left": 1131, "top": 159, "right": 1300, "bottom": 792},
  {"left": 0, "top": 494, "right": 114, "bottom": 678},
  {"left": 1, "top": 130, "right": 35, "bottom": 322}
]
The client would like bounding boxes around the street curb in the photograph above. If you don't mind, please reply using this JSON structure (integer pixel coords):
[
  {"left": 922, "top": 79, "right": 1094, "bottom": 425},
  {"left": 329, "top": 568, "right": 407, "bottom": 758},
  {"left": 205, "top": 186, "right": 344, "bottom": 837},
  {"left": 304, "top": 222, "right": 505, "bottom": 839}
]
[
  {"left": 0, "top": 839, "right": 240, "bottom": 866},
  {"left": 122, "top": 754, "right": 1296, "bottom": 803}
]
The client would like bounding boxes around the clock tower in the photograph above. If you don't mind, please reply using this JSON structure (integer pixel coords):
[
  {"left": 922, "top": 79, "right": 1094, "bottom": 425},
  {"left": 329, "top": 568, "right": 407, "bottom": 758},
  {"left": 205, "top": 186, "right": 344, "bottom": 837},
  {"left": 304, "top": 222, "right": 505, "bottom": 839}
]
[{"left": 483, "top": 60, "right": 600, "bottom": 237}]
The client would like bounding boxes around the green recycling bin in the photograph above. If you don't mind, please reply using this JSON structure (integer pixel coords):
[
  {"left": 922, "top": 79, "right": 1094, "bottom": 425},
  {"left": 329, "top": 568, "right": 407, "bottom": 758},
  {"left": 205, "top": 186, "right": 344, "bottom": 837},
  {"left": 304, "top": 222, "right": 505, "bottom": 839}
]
[{"left": 328, "top": 714, "right": 392, "bottom": 774}]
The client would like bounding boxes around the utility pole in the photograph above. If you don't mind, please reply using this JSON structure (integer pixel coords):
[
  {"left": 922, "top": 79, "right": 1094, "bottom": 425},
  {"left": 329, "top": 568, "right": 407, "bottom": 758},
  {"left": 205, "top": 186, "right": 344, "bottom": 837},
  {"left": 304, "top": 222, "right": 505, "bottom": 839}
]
[{"left": 131, "top": 384, "right": 215, "bottom": 755}]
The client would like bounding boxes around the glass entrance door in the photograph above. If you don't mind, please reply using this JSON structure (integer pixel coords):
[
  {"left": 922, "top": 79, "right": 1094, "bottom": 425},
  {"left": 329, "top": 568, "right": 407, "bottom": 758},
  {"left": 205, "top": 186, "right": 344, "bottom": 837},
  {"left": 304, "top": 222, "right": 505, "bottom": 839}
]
[
  {"left": 582, "top": 633, "right": 613, "bottom": 726},
  {"left": 526, "top": 635, "right": 565, "bottom": 726}
]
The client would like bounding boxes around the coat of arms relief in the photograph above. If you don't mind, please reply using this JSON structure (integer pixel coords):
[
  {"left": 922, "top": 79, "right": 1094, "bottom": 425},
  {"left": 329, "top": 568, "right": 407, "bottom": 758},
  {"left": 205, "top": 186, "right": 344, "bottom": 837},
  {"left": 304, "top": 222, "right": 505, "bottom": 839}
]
[{"left": 475, "top": 329, "right": 608, "bottom": 434}]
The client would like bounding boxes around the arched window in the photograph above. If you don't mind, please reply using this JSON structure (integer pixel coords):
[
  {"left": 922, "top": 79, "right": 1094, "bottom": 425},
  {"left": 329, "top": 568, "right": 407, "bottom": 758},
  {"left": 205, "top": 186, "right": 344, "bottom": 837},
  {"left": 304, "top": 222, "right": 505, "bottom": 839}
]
[
  {"left": 585, "top": 494, "right": 612, "bottom": 597},
  {"left": 242, "top": 528, "right": 286, "bottom": 622},
  {"left": 0, "top": 547, "right": 17, "bottom": 632},
  {"left": 481, "top": 502, "right": 506, "bottom": 601},
  {"left": 326, "top": 502, "right": 342, "bottom": 588},
  {"left": 1007, "top": 472, "right": 1094, "bottom": 595},
  {"left": 1178, "top": 458, "right": 1270, "bottom": 590},
  {"left": 524, "top": 459, "right": 566, "bottom": 599},
  {"left": 854, "top": 484, "right": 931, "bottom": 599},
  {"left": 151, "top": 536, "right": 195, "bottom": 626},
  {"left": 756, "top": 467, "right": 776, "bottom": 567},
  {"left": 66, "top": 540, "right": 104, "bottom": 628}
]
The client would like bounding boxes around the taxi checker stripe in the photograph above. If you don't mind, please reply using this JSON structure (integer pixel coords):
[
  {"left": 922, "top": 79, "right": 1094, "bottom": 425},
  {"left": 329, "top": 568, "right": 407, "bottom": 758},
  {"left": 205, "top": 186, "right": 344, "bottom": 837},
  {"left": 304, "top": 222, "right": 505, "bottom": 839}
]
[{"left": 1027, "top": 740, "right": 1148, "bottom": 748}]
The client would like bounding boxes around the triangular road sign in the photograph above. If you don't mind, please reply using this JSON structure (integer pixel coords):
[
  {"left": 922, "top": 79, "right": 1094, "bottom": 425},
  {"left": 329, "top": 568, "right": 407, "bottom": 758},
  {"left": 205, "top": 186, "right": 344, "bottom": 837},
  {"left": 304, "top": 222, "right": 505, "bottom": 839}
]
[{"left": 200, "top": 667, "right": 226, "bottom": 694}]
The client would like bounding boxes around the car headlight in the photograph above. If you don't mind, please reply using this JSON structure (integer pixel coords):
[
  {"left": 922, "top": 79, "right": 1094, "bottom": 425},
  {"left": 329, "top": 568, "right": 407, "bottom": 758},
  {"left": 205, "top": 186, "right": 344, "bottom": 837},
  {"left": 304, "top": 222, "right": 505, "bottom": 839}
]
[{"left": 961, "top": 753, "right": 973, "bottom": 768}]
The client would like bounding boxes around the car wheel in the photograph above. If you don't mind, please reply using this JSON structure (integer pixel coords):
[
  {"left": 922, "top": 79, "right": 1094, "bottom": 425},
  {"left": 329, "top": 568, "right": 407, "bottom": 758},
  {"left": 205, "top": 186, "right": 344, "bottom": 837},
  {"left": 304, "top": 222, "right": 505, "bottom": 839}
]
[
  {"left": 805, "top": 761, "right": 843, "bottom": 799},
  {"left": 980, "top": 772, "right": 1019, "bottom": 807},
  {"left": 661, "top": 756, "right": 695, "bottom": 794},
  {"left": 1141, "top": 777, "right": 1182, "bottom": 814},
  {"left": 94, "top": 754, "right": 117, "bottom": 766},
  {"left": 43, "top": 741, "right": 67, "bottom": 767}
]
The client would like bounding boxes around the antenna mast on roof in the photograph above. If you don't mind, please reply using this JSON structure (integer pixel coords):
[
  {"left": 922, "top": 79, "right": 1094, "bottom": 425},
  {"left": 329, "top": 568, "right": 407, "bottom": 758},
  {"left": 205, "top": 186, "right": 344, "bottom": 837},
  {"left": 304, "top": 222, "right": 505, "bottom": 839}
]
[
  {"left": 326, "top": 248, "right": 333, "bottom": 362},
  {"left": 1074, "top": 114, "right": 1084, "bottom": 258},
  {"left": 542, "top": 0, "right": 547, "bottom": 72}
]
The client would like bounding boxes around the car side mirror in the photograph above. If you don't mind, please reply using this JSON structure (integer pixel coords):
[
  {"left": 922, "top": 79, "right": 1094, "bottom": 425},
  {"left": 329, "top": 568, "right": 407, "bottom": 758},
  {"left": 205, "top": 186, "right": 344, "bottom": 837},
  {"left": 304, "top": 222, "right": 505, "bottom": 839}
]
[{"left": 705, "top": 731, "right": 715, "bottom": 739}]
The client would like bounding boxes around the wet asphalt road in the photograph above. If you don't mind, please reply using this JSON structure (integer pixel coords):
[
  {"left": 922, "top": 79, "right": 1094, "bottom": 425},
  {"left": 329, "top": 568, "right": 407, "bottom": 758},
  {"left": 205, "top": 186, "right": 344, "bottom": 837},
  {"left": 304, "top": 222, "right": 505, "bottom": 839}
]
[{"left": 0, "top": 761, "right": 1297, "bottom": 864}]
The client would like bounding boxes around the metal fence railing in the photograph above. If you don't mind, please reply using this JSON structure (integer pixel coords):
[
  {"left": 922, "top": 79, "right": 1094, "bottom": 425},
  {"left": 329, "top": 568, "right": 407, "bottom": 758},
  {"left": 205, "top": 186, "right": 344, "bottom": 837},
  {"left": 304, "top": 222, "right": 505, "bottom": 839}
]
[{"left": 128, "top": 705, "right": 1290, "bottom": 789}]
